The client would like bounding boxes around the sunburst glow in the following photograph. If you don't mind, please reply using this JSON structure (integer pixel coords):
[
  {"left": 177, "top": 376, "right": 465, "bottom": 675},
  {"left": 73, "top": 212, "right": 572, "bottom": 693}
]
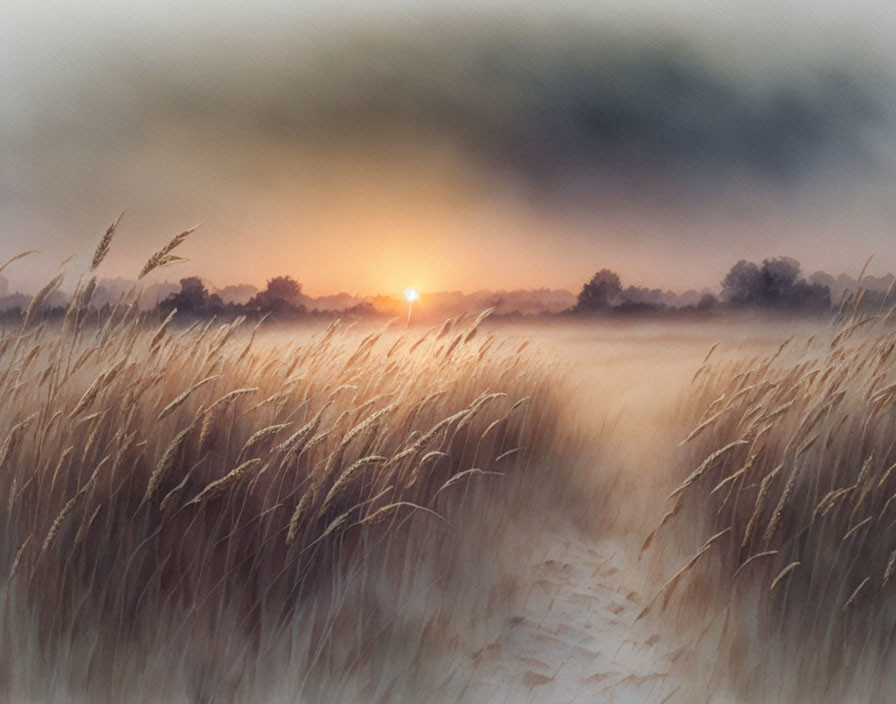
[{"left": 404, "top": 287, "right": 420, "bottom": 303}]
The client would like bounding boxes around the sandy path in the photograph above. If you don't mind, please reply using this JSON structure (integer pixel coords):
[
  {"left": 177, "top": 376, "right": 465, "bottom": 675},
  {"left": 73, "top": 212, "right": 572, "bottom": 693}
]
[
  {"left": 439, "top": 325, "right": 777, "bottom": 703},
  {"left": 455, "top": 528, "right": 699, "bottom": 704}
]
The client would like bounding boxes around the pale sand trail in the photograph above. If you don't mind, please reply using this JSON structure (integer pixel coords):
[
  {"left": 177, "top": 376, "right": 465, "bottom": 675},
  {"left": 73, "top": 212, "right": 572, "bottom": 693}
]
[
  {"left": 449, "top": 322, "right": 801, "bottom": 704},
  {"left": 458, "top": 531, "right": 693, "bottom": 703}
]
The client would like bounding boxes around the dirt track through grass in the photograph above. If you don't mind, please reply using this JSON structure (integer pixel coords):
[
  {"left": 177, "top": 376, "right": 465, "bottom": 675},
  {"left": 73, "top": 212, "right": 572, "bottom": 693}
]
[{"left": 459, "top": 530, "right": 688, "bottom": 703}]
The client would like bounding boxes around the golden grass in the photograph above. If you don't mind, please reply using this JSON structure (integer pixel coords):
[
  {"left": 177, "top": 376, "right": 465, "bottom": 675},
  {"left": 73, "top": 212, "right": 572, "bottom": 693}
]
[
  {"left": 0, "top": 231, "right": 575, "bottom": 702},
  {"left": 647, "top": 315, "right": 896, "bottom": 701}
]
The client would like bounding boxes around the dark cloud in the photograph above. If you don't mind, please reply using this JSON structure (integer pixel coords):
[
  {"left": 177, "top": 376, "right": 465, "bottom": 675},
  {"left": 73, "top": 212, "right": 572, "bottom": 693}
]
[{"left": 68, "top": 22, "right": 895, "bottom": 203}]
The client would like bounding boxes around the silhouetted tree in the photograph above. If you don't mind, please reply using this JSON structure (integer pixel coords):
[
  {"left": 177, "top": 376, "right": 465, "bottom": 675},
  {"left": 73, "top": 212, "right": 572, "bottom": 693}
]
[
  {"left": 619, "top": 285, "right": 668, "bottom": 306},
  {"left": 171, "top": 277, "right": 208, "bottom": 311},
  {"left": 249, "top": 275, "right": 306, "bottom": 316},
  {"left": 161, "top": 277, "right": 224, "bottom": 318},
  {"left": 697, "top": 293, "right": 719, "bottom": 312},
  {"left": 809, "top": 270, "right": 837, "bottom": 292},
  {"left": 721, "top": 260, "right": 762, "bottom": 305},
  {"left": 574, "top": 269, "right": 622, "bottom": 312},
  {"left": 721, "top": 257, "right": 830, "bottom": 312}
]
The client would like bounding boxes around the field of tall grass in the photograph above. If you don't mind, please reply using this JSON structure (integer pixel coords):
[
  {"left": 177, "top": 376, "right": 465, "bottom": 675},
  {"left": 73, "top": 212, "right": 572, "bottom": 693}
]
[
  {"left": 0, "top": 231, "right": 593, "bottom": 703},
  {"left": 646, "top": 313, "right": 896, "bottom": 702},
  {"left": 6, "top": 225, "right": 896, "bottom": 703}
]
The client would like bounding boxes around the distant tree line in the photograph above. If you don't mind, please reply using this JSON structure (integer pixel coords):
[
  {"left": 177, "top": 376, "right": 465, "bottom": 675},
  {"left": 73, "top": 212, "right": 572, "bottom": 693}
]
[
  {"left": 0, "top": 273, "right": 376, "bottom": 327},
  {"left": 571, "top": 257, "right": 837, "bottom": 317},
  {"left": 157, "top": 275, "right": 375, "bottom": 321},
  {"left": 0, "top": 257, "right": 892, "bottom": 326}
]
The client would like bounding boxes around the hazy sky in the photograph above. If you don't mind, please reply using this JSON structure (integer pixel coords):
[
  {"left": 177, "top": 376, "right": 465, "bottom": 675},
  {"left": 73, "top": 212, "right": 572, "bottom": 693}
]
[{"left": 2, "top": 1, "right": 896, "bottom": 295}]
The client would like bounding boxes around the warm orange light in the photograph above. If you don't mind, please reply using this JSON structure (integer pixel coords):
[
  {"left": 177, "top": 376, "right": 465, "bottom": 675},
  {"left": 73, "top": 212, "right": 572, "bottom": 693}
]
[{"left": 404, "top": 287, "right": 419, "bottom": 303}]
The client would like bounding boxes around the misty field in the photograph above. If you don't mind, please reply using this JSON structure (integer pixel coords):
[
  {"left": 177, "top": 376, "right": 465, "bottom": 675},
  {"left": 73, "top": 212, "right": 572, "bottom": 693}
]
[
  {"left": 6, "top": 0, "right": 896, "bottom": 699},
  {"left": 2, "top": 242, "right": 896, "bottom": 702}
]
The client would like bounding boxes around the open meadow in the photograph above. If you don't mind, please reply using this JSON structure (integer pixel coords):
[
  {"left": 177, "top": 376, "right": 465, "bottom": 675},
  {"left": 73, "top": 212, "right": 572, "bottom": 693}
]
[
  {"left": 4, "top": 0, "right": 896, "bottom": 700},
  {"left": 3, "top": 253, "right": 892, "bottom": 704}
]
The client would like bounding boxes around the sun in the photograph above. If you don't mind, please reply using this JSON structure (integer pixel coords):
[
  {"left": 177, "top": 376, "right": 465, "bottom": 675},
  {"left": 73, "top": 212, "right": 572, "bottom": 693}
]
[{"left": 403, "top": 287, "right": 419, "bottom": 303}]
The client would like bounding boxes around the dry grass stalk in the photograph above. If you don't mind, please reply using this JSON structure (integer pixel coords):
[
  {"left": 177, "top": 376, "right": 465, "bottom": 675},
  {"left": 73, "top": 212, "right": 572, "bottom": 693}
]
[
  {"left": 842, "top": 577, "right": 871, "bottom": 612},
  {"left": 185, "top": 458, "right": 262, "bottom": 507},
  {"left": 91, "top": 209, "right": 126, "bottom": 271},
  {"left": 138, "top": 226, "right": 197, "bottom": 279},
  {"left": 768, "top": 561, "right": 800, "bottom": 592}
]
